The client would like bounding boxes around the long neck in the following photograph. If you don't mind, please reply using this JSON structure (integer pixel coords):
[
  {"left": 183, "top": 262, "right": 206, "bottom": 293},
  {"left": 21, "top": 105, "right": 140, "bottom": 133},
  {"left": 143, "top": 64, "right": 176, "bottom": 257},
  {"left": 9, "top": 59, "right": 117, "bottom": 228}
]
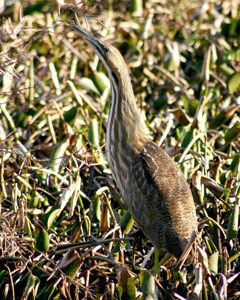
[{"left": 107, "top": 66, "right": 149, "bottom": 154}]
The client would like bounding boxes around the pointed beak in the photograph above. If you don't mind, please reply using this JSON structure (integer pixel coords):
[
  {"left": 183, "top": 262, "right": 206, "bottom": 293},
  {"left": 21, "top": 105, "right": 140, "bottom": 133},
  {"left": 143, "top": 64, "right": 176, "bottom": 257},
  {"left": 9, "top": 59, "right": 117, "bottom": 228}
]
[{"left": 71, "top": 24, "right": 108, "bottom": 59}]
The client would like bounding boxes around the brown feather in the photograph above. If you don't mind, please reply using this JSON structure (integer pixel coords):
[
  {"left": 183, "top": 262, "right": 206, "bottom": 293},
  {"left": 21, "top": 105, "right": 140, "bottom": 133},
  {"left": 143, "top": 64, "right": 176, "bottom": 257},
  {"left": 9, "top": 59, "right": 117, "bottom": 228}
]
[
  {"left": 126, "top": 141, "right": 198, "bottom": 257},
  {"left": 71, "top": 25, "right": 198, "bottom": 259}
]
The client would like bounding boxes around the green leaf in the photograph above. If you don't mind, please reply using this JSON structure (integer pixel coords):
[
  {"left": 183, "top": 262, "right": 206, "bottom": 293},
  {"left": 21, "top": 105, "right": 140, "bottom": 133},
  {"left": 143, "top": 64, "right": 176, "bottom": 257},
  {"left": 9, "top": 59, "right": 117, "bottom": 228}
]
[
  {"left": 59, "top": 250, "right": 81, "bottom": 279},
  {"left": 25, "top": 216, "right": 32, "bottom": 237},
  {"left": 0, "top": 270, "right": 8, "bottom": 283},
  {"left": 227, "top": 204, "right": 239, "bottom": 239},
  {"left": 35, "top": 281, "right": 59, "bottom": 299},
  {"left": 182, "top": 96, "right": 199, "bottom": 117},
  {"left": 208, "top": 252, "right": 219, "bottom": 275},
  {"left": 209, "top": 105, "right": 240, "bottom": 129},
  {"left": 219, "top": 63, "right": 234, "bottom": 77},
  {"left": 140, "top": 270, "right": 158, "bottom": 300},
  {"left": 92, "top": 195, "right": 101, "bottom": 223},
  {"left": 230, "top": 154, "right": 240, "bottom": 176},
  {"left": 119, "top": 211, "right": 134, "bottom": 235},
  {"left": 35, "top": 227, "right": 49, "bottom": 252},
  {"left": 42, "top": 206, "right": 62, "bottom": 229},
  {"left": 88, "top": 118, "right": 99, "bottom": 147},
  {"left": 93, "top": 71, "right": 110, "bottom": 93},
  {"left": 79, "top": 77, "right": 100, "bottom": 95},
  {"left": 222, "top": 19, "right": 240, "bottom": 38},
  {"left": 181, "top": 127, "right": 194, "bottom": 148},
  {"left": 131, "top": 0, "right": 143, "bottom": 17},
  {"left": 225, "top": 123, "right": 240, "bottom": 144},
  {"left": 22, "top": 274, "right": 40, "bottom": 299},
  {"left": 67, "top": 80, "right": 83, "bottom": 105},
  {"left": 48, "top": 139, "right": 70, "bottom": 173},
  {"left": 228, "top": 73, "right": 240, "bottom": 94},
  {"left": 15, "top": 111, "right": 30, "bottom": 128},
  {"left": 64, "top": 107, "right": 78, "bottom": 123},
  {"left": 49, "top": 62, "right": 61, "bottom": 96},
  {"left": 119, "top": 266, "right": 137, "bottom": 300}
]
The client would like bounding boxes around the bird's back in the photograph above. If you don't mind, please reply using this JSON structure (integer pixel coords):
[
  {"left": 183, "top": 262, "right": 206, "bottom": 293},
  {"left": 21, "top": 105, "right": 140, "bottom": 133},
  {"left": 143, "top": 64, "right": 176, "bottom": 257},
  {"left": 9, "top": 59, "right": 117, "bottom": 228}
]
[{"left": 124, "top": 140, "right": 197, "bottom": 257}]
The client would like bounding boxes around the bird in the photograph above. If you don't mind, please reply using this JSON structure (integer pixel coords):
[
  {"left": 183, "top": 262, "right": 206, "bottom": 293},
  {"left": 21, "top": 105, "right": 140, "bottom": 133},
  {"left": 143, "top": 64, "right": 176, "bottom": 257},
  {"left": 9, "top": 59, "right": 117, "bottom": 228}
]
[{"left": 72, "top": 24, "right": 198, "bottom": 269}]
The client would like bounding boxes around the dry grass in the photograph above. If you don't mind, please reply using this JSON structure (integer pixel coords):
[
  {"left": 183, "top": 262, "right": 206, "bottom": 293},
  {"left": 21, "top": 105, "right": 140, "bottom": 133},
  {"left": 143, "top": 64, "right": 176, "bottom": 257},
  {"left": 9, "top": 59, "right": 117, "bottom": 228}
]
[{"left": 0, "top": 0, "right": 239, "bottom": 299}]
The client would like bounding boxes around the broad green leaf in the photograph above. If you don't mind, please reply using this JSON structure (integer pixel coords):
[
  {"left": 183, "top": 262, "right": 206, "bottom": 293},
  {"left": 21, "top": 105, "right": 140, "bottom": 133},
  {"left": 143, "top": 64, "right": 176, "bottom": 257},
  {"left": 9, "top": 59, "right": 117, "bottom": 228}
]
[
  {"left": 35, "top": 281, "right": 59, "bottom": 299},
  {"left": 119, "top": 211, "right": 134, "bottom": 235},
  {"left": 181, "top": 127, "right": 194, "bottom": 148},
  {"left": 59, "top": 250, "right": 81, "bottom": 279},
  {"left": 63, "top": 107, "right": 78, "bottom": 123},
  {"left": 140, "top": 269, "right": 158, "bottom": 300},
  {"left": 225, "top": 123, "right": 240, "bottom": 144},
  {"left": 79, "top": 77, "right": 100, "bottom": 95},
  {"left": 35, "top": 227, "right": 49, "bottom": 252},
  {"left": 60, "top": 180, "right": 79, "bottom": 211},
  {"left": 119, "top": 266, "right": 136, "bottom": 300},
  {"left": 49, "top": 62, "right": 61, "bottom": 96},
  {"left": 131, "top": 0, "right": 143, "bottom": 17},
  {"left": 227, "top": 204, "right": 239, "bottom": 239},
  {"left": 230, "top": 154, "right": 240, "bottom": 176},
  {"left": 209, "top": 105, "right": 240, "bottom": 129},
  {"left": 219, "top": 63, "right": 234, "bottom": 76},
  {"left": 88, "top": 118, "right": 99, "bottom": 147},
  {"left": 42, "top": 206, "right": 62, "bottom": 229},
  {"left": 69, "top": 175, "right": 81, "bottom": 217},
  {"left": 67, "top": 80, "right": 83, "bottom": 105},
  {"left": 228, "top": 73, "right": 240, "bottom": 94},
  {"left": 92, "top": 195, "right": 101, "bottom": 223},
  {"left": 88, "top": 119, "right": 106, "bottom": 167},
  {"left": 48, "top": 139, "right": 70, "bottom": 173},
  {"left": 182, "top": 96, "right": 199, "bottom": 117},
  {"left": 208, "top": 252, "right": 219, "bottom": 275},
  {"left": 25, "top": 216, "right": 32, "bottom": 237},
  {"left": 0, "top": 270, "right": 8, "bottom": 282},
  {"left": 22, "top": 274, "right": 40, "bottom": 299},
  {"left": 93, "top": 71, "right": 110, "bottom": 93}
]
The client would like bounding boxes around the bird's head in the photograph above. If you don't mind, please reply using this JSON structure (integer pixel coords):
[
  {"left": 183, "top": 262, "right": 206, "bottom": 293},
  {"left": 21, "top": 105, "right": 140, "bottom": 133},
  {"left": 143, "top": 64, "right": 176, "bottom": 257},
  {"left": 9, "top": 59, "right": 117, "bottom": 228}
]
[{"left": 71, "top": 25, "right": 128, "bottom": 82}]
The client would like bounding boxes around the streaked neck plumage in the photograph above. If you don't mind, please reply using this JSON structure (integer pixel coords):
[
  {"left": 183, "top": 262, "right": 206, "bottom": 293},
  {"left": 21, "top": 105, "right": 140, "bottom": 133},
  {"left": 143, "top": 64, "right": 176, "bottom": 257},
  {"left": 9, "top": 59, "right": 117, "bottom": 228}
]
[
  {"left": 105, "top": 52, "right": 148, "bottom": 155},
  {"left": 71, "top": 25, "right": 149, "bottom": 189}
]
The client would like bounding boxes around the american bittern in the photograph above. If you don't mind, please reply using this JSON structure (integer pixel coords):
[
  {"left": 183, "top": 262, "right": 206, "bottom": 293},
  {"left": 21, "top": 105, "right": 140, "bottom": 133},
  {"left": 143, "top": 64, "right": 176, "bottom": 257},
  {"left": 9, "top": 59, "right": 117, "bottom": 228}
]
[{"left": 72, "top": 25, "right": 198, "bottom": 266}]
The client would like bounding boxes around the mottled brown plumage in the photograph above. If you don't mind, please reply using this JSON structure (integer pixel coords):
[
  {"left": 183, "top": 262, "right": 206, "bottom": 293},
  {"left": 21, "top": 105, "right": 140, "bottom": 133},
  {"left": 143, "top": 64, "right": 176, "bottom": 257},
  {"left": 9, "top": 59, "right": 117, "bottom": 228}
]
[
  {"left": 72, "top": 25, "right": 198, "bottom": 259},
  {"left": 130, "top": 141, "right": 197, "bottom": 257}
]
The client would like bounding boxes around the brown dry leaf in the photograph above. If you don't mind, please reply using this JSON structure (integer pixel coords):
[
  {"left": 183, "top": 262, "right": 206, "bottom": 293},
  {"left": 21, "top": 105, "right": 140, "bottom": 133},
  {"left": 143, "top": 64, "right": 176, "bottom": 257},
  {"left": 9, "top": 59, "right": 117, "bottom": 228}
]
[
  {"left": 119, "top": 265, "right": 136, "bottom": 300},
  {"left": 192, "top": 171, "right": 202, "bottom": 194},
  {"left": 227, "top": 272, "right": 240, "bottom": 299},
  {"left": 171, "top": 108, "right": 191, "bottom": 126},
  {"left": 197, "top": 246, "right": 210, "bottom": 276},
  {"left": 209, "top": 104, "right": 240, "bottom": 129},
  {"left": 192, "top": 170, "right": 204, "bottom": 204},
  {"left": 100, "top": 198, "right": 110, "bottom": 233},
  {"left": 209, "top": 156, "right": 221, "bottom": 182},
  {"left": 59, "top": 250, "right": 82, "bottom": 279},
  {"left": 218, "top": 274, "right": 227, "bottom": 300},
  {"left": 176, "top": 230, "right": 197, "bottom": 269},
  {"left": 191, "top": 263, "right": 203, "bottom": 300},
  {"left": 201, "top": 175, "right": 224, "bottom": 197}
]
